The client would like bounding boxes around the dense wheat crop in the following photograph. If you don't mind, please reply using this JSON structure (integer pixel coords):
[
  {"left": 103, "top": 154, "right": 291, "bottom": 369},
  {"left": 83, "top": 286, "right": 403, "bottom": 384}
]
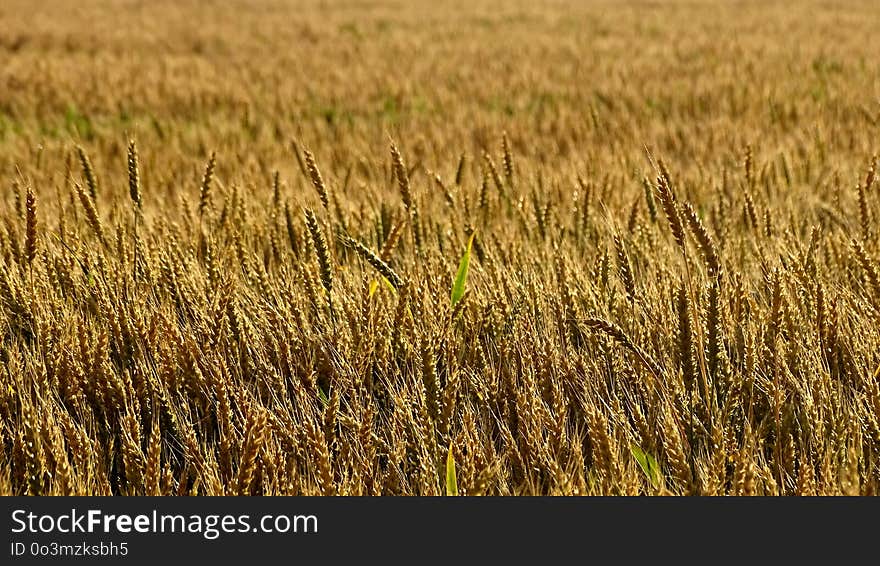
[{"left": 2, "top": 0, "right": 880, "bottom": 495}]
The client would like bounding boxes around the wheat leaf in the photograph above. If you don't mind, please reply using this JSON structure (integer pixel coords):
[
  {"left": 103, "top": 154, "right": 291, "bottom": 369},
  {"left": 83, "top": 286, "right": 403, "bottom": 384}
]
[
  {"left": 451, "top": 232, "right": 475, "bottom": 307},
  {"left": 446, "top": 444, "right": 459, "bottom": 496},
  {"left": 630, "top": 444, "right": 661, "bottom": 488}
]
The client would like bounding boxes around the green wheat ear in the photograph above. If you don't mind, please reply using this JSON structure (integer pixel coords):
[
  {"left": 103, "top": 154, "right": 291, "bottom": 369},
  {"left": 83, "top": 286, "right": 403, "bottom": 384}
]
[
  {"left": 446, "top": 444, "right": 458, "bottom": 496},
  {"left": 451, "top": 232, "right": 475, "bottom": 307},
  {"left": 630, "top": 444, "right": 661, "bottom": 489}
]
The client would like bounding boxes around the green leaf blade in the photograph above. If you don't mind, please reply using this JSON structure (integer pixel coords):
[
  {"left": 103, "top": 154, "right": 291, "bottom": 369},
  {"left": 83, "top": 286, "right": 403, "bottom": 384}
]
[
  {"left": 446, "top": 444, "right": 458, "bottom": 496},
  {"left": 451, "top": 233, "right": 475, "bottom": 307},
  {"left": 630, "top": 444, "right": 661, "bottom": 488}
]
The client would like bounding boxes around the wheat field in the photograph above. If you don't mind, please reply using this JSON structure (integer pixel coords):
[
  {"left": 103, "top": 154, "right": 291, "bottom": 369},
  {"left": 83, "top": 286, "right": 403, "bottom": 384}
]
[{"left": 2, "top": 0, "right": 880, "bottom": 495}]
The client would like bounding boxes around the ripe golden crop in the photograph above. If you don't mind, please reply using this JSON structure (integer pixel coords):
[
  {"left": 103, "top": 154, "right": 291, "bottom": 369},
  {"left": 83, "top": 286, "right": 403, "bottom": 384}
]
[{"left": 1, "top": 0, "right": 879, "bottom": 495}]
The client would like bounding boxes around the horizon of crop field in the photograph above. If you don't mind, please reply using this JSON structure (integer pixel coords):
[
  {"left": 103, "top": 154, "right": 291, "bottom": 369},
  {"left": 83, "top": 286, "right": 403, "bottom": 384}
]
[{"left": 1, "top": 0, "right": 879, "bottom": 495}]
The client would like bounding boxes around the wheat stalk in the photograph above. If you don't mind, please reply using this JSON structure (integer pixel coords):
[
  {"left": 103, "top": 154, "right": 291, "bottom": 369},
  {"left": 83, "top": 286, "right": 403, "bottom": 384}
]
[
  {"left": 339, "top": 233, "right": 403, "bottom": 289},
  {"left": 198, "top": 151, "right": 217, "bottom": 219},
  {"left": 24, "top": 186, "right": 36, "bottom": 265},
  {"left": 305, "top": 208, "right": 333, "bottom": 315},
  {"left": 303, "top": 149, "right": 331, "bottom": 212},
  {"left": 76, "top": 145, "right": 99, "bottom": 200}
]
